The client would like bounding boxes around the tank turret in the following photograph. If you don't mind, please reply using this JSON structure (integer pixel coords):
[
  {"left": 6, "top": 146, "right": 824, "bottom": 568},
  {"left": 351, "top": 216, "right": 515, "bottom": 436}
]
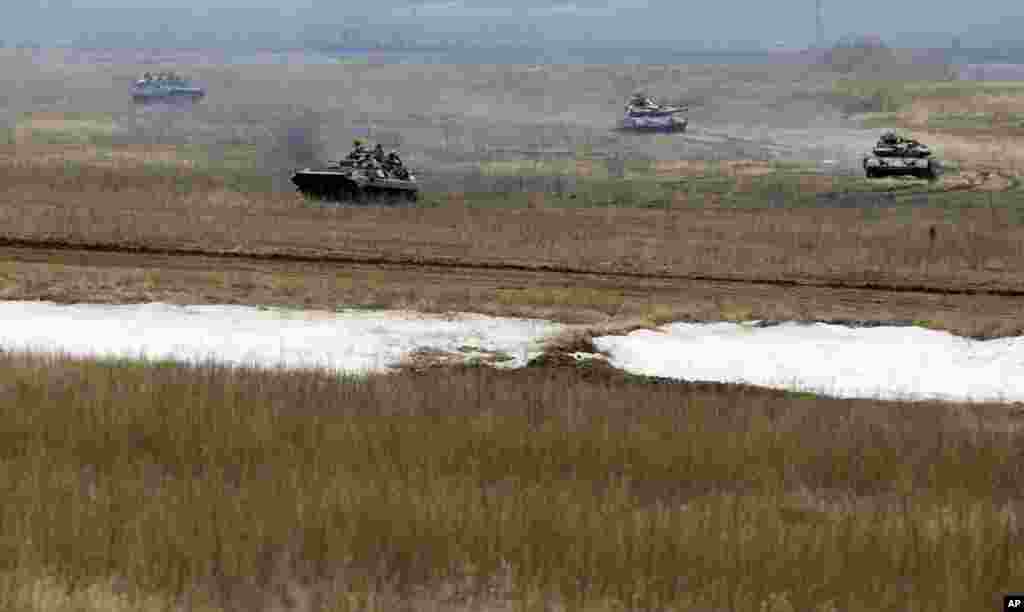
[
  {"left": 618, "top": 93, "right": 688, "bottom": 132},
  {"left": 863, "top": 132, "right": 938, "bottom": 180}
]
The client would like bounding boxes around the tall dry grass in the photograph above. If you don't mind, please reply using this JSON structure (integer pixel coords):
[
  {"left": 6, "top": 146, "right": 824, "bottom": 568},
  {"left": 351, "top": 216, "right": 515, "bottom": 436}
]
[
  {"left": 2, "top": 351, "right": 1023, "bottom": 611},
  {"left": 1, "top": 149, "right": 1022, "bottom": 293}
]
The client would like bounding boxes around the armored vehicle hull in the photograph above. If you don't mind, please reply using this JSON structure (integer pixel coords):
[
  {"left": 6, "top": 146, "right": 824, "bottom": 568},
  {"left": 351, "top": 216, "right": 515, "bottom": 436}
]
[
  {"left": 132, "top": 91, "right": 205, "bottom": 104},
  {"left": 864, "top": 138, "right": 938, "bottom": 179},
  {"left": 619, "top": 114, "right": 688, "bottom": 132},
  {"left": 619, "top": 100, "right": 689, "bottom": 133},
  {"left": 131, "top": 76, "right": 205, "bottom": 105},
  {"left": 863, "top": 155, "right": 939, "bottom": 180},
  {"left": 292, "top": 162, "right": 419, "bottom": 204}
]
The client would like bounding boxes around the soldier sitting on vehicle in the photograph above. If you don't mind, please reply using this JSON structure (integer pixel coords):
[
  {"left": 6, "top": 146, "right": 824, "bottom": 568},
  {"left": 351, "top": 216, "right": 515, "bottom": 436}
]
[
  {"left": 348, "top": 139, "right": 368, "bottom": 160},
  {"left": 373, "top": 144, "right": 386, "bottom": 163},
  {"left": 365, "top": 157, "right": 386, "bottom": 178},
  {"left": 383, "top": 151, "right": 409, "bottom": 179}
]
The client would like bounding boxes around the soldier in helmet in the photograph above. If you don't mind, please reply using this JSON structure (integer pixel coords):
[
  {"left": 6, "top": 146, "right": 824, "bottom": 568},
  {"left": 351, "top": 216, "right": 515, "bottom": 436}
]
[
  {"left": 373, "top": 143, "right": 385, "bottom": 163},
  {"left": 386, "top": 150, "right": 402, "bottom": 168},
  {"left": 349, "top": 139, "right": 368, "bottom": 161},
  {"left": 880, "top": 130, "right": 899, "bottom": 145},
  {"left": 384, "top": 150, "right": 404, "bottom": 178},
  {"left": 365, "top": 155, "right": 385, "bottom": 178}
]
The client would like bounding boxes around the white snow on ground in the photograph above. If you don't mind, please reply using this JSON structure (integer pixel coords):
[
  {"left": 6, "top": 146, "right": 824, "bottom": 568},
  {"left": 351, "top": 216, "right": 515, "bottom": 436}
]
[
  {"left": 1, "top": 301, "right": 1022, "bottom": 403},
  {"left": 0, "top": 301, "right": 562, "bottom": 373},
  {"left": 593, "top": 321, "right": 1024, "bottom": 403}
]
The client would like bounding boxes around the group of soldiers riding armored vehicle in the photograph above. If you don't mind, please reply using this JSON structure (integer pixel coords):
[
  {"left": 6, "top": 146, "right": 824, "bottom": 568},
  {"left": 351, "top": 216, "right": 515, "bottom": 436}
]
[
  {"left": 140, "top": 71, "right": 184, "bottom": 83},
  {"left": 345, "top": 139, "right": 412, "bottom": 180},
  {"left": 131, "top": 70, "right": 206, "bottom": 104},
  {"left": 291, "top": 138, "right": 418, "bottom": 202}
]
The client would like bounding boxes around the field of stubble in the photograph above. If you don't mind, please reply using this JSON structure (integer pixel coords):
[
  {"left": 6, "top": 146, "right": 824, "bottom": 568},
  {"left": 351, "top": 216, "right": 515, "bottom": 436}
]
[{"left": 2, "top": 49, "right": 1024, "bottom": 611}]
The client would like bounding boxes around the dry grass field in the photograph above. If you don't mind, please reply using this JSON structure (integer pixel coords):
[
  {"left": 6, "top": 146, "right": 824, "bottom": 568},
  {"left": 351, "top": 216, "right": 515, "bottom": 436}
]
[
  {"left": 0, "top": 144, "right": 1022, "bottom": 296},
  {"left": 3, "top": 51, "right": 1024, "bottom": 611},
  {"left": 1, "top": 245, "right": 1024, "bottom": 341},
  {"left": 2, "top": 352, "right": 1024, "bottom": 612}
]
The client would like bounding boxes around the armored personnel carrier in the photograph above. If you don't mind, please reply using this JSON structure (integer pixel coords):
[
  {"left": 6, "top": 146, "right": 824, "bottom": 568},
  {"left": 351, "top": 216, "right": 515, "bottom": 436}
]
[
  {"left": 291, "top": 142, "right": 419, "bottom": 204},
  {"left": 131, "top": 71, "right": 205, "bottom": 104},
  {"left": 618, "top": 93, "right": 688, "bottom": 133},
  {"left": 863, "top": 131, "right": 939, "bottom": 180}
]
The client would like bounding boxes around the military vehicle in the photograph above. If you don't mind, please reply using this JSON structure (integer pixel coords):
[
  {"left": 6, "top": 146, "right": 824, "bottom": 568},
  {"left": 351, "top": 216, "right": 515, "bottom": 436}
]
[
  {"left": 291, "top": 142, "right": 419, "bottom": 203},
  {"left": 131, "top": 71, "right": 205, "bottom": 104},
  {"left": 863, "top": 131, "right": 939, "bottom": 180},
  {"left": 618, "top": 93, "right": 688, "bottom": 133}
]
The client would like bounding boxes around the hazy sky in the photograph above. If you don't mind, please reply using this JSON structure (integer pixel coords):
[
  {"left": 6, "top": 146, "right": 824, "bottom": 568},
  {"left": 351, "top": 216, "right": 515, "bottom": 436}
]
[{"left": 5, "top": 0, "right": 1022, "bottom": 48}]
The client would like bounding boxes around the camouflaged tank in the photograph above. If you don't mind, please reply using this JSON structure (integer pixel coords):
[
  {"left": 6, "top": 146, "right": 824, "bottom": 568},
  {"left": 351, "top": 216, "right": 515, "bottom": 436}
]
[
  {"left": 618, "top": 94, "right": 688, "bottom": 133},
  {"left": 863, "top": 132, "right": 940, "bottom": 180}
]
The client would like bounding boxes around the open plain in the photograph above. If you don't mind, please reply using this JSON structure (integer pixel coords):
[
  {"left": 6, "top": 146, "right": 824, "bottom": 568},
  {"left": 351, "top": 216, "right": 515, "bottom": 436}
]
[{"left": 2, "top": 48, "right": 1024, "bottom": 611}]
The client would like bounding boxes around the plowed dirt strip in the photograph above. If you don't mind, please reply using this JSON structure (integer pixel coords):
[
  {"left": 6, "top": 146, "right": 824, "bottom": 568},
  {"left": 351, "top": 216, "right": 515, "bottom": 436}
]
[
  {"left": 0, "top": 245, "right": 1021, "bottom": 340},
  {"left": 1, "top": 235, "right": 1023, "bottom": 298}
]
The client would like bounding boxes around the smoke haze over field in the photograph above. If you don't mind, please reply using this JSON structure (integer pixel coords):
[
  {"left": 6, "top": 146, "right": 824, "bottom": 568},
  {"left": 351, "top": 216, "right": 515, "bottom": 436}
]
[{"left": 3, "top": 1, "right": 1023, "bottom": 50}]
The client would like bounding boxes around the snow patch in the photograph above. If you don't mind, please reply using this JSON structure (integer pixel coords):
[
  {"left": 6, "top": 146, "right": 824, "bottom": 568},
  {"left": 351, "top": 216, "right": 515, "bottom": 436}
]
[
  {"left": 594, "top": 321, "right": 1024, "bottom": 403},
  {"left": 1, "top": 301, "right": 1021, "bottom": 404},
  {"left": 0, "top": 301, "right": 561, "bottom": 374}
]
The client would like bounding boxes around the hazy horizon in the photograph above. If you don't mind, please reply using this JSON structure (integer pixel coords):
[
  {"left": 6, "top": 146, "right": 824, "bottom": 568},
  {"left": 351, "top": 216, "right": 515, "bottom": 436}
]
[{"left": 3, "top": 1, "right": 1023, "bottom": 51}]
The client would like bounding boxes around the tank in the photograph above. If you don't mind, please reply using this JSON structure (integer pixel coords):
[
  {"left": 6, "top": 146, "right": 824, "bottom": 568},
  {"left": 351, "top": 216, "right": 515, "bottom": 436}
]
[
  {"left": 131, "top": 72, "right": 205, "bottom": 104},
  {"left": 618, "top": 94, "right": 688, "bottom": 133},
  {"left": 291, "top": 157, "right": 419, "bottom": 204},
  {"left": 863, "top": 134, "right": 939, "bottom": 180}
]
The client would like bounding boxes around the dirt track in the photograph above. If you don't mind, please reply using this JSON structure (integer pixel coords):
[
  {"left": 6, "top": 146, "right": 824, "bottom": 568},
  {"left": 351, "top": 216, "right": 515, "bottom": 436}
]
[
  {"left": 1, "top": 234, "right": 1023, "bottom": 298},
  {"left": 1, "top": 243, "right": 1021, "bottom": 340}
]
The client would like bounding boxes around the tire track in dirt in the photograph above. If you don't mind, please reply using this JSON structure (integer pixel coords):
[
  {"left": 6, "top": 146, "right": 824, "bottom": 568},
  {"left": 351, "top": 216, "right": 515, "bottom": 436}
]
[{"left": 1, "top": 236, "right": 1022, "bottom": 298}]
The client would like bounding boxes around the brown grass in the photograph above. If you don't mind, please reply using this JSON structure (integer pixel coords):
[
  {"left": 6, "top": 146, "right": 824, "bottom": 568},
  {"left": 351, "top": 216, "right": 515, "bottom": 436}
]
[
  {"left": 908, "top": 94, "right": 1024, "bottom": 122},
  {"left": 654, "top": 160, "right": 775, "bottom": 179},
  {"left": 2, "top": 248, "right": 1023, "bottom": 340},
  {"left": 0, "top": 143, "right": 198, "bottom": 168},
  {"left": 573, "top": 159, "right": 597, "bottom": 177},
  {"left": 3, "top": 351, "right": 1024, "bottom": 611},
  {"left": 1, "top": 146, "right": 1022, "bottom": 295}
]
